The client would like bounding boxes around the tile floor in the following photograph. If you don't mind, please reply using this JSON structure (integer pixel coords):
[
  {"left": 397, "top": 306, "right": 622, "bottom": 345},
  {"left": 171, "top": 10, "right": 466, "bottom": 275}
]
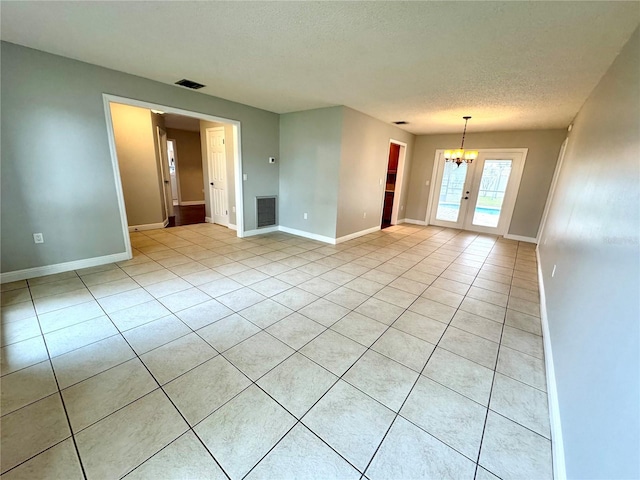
[{"left": 0, "top": 223, "right": 552, "bottom": 479}]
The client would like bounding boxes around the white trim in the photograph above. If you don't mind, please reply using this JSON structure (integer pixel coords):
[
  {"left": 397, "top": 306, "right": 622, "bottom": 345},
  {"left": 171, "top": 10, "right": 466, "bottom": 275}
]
[
  {"left": 243, "top": 226, "right": 280, "bottom": 237},
  {"left": 167, "top": 138, "right": 183, "bottom": 206},
  {"left": 537, "top": 137, "right": 568, "bottom": 244},
  {"left": 205, "top": 217, "right": 213, "bottom": 223},
  {"left": 388, "top": 139, "right": 408, "bottom": 226},
  {"left": 536, "top": 248, "right": 566, "bottom": 480},
  {"left": 179, "top": 200, "right": 205, "bottom": 206},
  {"left": 504, "top": 234, "right": 537, "bottom": 244},
  {"left": 205, "top": 126, "right": 230, "bottom": 227},
  {"left": 102, "top": 96, "right": 133, "bottom": 259},
  {"left": 278, "top": 226, "right": 336, "bottom": 244},
  {"left": 403, "top": 218, "right": 428, "bottom": 226},
  {"left": 128, "top": 220, "right": 169, "bottom": 232},
  {"left": 1, "top": 252, "right": 131, "bottom": 284},
  {"left": 102, "top": 94, "right": 244, "bottom": 239},
  {"left": 228, "top": 223, "right": 237, "bottom": 231},
  {"left": 336, "top": 225, "right": 381, "bottom": 244}
]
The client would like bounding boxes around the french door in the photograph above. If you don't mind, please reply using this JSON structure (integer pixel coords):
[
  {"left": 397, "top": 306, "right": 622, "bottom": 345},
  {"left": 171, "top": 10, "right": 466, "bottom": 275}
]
[{"left": 429, "top": 149, "right": 527, "bottom": 235}]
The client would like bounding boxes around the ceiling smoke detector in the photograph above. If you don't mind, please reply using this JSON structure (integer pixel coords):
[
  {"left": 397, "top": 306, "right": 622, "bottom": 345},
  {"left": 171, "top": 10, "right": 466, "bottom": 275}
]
[{"left": 174, "top": 79, "right": 206, "bottom": 90}]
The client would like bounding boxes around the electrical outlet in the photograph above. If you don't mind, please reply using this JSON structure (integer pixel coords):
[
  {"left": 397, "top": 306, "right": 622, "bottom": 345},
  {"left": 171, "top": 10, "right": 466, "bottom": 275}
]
[
  {"left": 363, "top": 212, "right": 367, "bottom": 219},
  {"left": 379, "top": 178, "right": 383, "bottom": 186},
  {"left": 426, "top": 180, "right": 430, "bottom": 186},
  {"left": 33, "top": 233, "right": 44, "bottom": 244},
  {"left": 243, "top": 174, "right": 247, "bottom": 181},
  {"left": 303, "top": 213, "right": 308, "bottom": 220},
  {"left": 232, "top": 206, "right": 236, "bottom": 213},
  {"left": 400, "top": 205, "right": 404, "bottom": 211},
  {"left": 268, "top": 157, "right": 276, "bottom": 164}
]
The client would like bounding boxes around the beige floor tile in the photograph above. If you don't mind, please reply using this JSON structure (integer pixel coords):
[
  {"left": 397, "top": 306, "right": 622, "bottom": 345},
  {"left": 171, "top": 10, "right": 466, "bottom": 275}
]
[
  {"left": 197, "top": 313, "right": 260, "bottom": 352},
  {"left": 125, "top": 431, "right": 226, "bottom": 480},
  {"left": 246, "top": 424, "right": 360, "bottom": 480},
  {"left": 122, "top": 315, "right": 191, "bottom": 355},
  {"left": 62, "top": 358, "right": 157, "bottom": 432},
  {"left": 195, "top": 385, "right": 296, "bottom": 479},
  {"left": 392, "top": 310, "right": 447, "bottom": 344},
  {"left": 302, "top": 380, "right": 395, "bottom": 471},
  {"left": 224, "top": 331, "right": 294, "bottom": 380},
  {"left": 344, "top": 350, "right": 418, "bottom": 411},
  {"left": 0, "top": 316, "right": 41, "bottom": 346},
  {"left": 0, "top": 437, "right": 83, "bottom": 480},
  {"left": 479, "top": 411, "right": 552, "bottom": 479},
  {"left": 401, "top": 376, "right": 486, "bottom": 459},
  {"left": 371, "top": 327, "right": 434, "bottom": 372},
  {"left": 238, "top": 299, "right": 293, "bottom": 328},
  {"left": 97, "top": 288, "right": 154, "bottom": 314},
  {"left": 0, "top": 394, "right": 71, "bottom": 474},
  {"left": 33, "top": 289, "right": 94, "bottom": 315},
  {"left": 75, "top": 389, "right": 188, "bottom": 479},
  {"left": 1, "top": 301, "right": 36, "bottom": 324},
  {"left": 0, "top": 360, "right": 58, "bottom": 415},
  {"left": 331, "top": 311, "right": 387, "bottom": 347},
  {"left": 366, "top": 416, "right": 476, "bottom": 480},
  {"left": 52, "top": 334, "right": 136, "bottom": 389},
  {"left": 1, "top": 335, "right": 49, "bottom": 376},
  {"left": 266, "top": 313, "right": 326, "bottom": 350},
  {"left": 108, "top": 299, "right": 172, "bottom": 331},
  {"left": 423, "top": 348, "right": 494, "bottom": 405},
  {"left": 37, "top": 300, "right": 104, "bottom": 334},
  {"left": 44, "top": 316, "right": 118, "bottom": 357}
]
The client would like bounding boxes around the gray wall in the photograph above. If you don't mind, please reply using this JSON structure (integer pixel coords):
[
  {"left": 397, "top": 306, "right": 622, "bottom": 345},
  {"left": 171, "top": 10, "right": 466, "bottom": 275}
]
[
  {"left": 337, "top": 108, "right": 415, "bottom": 238},
  {"left": 279, "top": 107, "right": 343, "bottom": 238},
  {"left": 538, "top": 28, "right": 639, "bottom": 479},
  {"left": 110, "top": 103, "right": 164, "bottom": 227},
  {"left": 405, "top": 129, "right": 566, "bottom": 238},
  {"left": 199, "top": 121, "right": 237, "bottom": 226},
  {"left": 0, "top": 41, "right": 278, "bottom": 273}
]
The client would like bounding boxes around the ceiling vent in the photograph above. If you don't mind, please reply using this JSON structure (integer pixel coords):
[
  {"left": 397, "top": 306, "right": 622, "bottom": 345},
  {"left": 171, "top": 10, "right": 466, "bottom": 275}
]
[
  {"left": 174, "top": 79, "right": 206, "bottom": 90},
  {"left": 393, "top": 121, "right": 408, "bottom": 125}
]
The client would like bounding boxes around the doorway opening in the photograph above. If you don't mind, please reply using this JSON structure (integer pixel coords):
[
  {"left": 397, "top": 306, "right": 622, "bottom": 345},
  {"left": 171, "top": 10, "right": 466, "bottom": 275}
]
[
  {"left": 426, "top": 149, "right": 527, "bottom": 235},
  {"left": 103, "top": 94, "right": 244, "bottom": 256},
  {"left": 381, "top": 139, "right": 407, "bottom": 229}
]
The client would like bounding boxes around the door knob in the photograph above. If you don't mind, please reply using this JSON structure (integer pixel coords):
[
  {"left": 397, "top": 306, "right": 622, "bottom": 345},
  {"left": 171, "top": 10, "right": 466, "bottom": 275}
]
[
  {"left": 464, "top": 196, "right": 469, "bottom": 200},
  {"left": 164, "top": 180, "right": 169, "bottom": 184},
  {"left": 210, "top": 182, "right": 214, "bottom": 186}
]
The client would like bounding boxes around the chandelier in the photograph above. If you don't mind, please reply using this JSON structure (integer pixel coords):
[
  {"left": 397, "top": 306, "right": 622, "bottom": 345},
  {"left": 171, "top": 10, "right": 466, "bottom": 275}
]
[{"left": 444, "top": 116, "right": 478, "bottom": 167}]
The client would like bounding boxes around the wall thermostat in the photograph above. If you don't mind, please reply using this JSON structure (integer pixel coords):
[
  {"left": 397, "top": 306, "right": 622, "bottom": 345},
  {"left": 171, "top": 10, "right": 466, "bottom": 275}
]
[{"left": 268, "top": 157, "right": 276, "bottom": 164}]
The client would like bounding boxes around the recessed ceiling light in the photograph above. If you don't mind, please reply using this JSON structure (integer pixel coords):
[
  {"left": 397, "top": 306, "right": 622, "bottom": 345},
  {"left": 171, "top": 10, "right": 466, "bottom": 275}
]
[{"left": 174, "top": 79, "right": 206, "bottom": 90}]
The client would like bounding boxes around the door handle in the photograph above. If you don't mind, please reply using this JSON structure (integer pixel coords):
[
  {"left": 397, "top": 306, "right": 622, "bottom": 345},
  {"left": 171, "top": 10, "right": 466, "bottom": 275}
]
[
  {"left": 464, "top": 197, "right": 469, "bottom": 200},
  {"left": 210, "top": 182, "right": 214, "bottom": 186},
  {"left": 164, "top": 180, "right": 169, "bottom": 184}
]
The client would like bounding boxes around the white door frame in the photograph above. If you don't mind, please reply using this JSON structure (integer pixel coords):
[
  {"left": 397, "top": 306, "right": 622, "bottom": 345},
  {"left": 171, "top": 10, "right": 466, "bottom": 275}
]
[
  {"left": 425, "top": 148, "right": 528, "bottom": 236},
  {"left": 167, "top": 138, "right": 183, "bottom": 205},
  {"left": 206, "top": 126, "right": 230, "bottom": 227},
  {"left": 156, "top": 126, "right": 173, "bottom": 220},
  {"left": 537, "top": 137, "right": 568, "bottom": 245},
  {"left": 390, "top": 139, "right": 407, "bottom": 225},
  {"left": 102, "top": 94, "right": 245, "bottom": 259}
]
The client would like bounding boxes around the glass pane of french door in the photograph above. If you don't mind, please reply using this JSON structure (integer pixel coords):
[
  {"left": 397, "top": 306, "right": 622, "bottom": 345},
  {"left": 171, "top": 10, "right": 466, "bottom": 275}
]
[
  {"left": 471, "top": 159, "right": 513, "bottom": 227},
  {"left": 435, "top": 161, "right": 469, "bottom": 222}
]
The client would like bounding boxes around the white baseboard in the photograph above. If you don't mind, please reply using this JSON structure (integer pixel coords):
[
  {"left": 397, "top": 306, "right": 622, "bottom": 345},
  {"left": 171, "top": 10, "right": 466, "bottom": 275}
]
[
  {"left": 335, "top": 225, "right": 381, "bottom": 244},
  {"left": 243, "top": 226, "right": 280, "bottom": 237},
  {"left": 403, "top": 218, "right": 428, "bottom": 226},
  {"left": 278, "top": 226, "right": 336, "bottom": 244},
  {"left": 205, "top": 217, "right": 212, "bottom": 223},
  {"left": 536, "top": 248, "right": 566, "bottom": 480},
  {"left": 128, "top": 220, "right": 168, "bottom": 232},
  {"left": 504, "top": 233, "right": 538, "bottom": 244},
  {"left": 228, "top": 223, "right": 237, "bottom": 231},
  {"left": 1, "top": 252, "right": 131, "bottom": 283},
  {"left": 179, "top": 200, "right": 205, "bottom": 206}
]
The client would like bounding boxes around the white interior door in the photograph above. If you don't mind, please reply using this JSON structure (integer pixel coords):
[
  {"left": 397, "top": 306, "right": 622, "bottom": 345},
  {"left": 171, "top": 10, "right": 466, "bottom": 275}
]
[
  {"left": 429, "top": 149, "right": 527, "bottom": 235},
  {"left": 167, "top": 139, "right": 180, "bottom": 206},
  {"left": 156, "top": 127, "right": 173, "bottom": 220},
  {"left": 206, "top": 127, "right": 229, "bottom": 226}
]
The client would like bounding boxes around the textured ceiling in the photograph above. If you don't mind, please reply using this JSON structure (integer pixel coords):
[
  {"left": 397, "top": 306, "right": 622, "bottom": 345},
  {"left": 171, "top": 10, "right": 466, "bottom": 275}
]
[{"left": 1, "top": 1, "right": 638, "bottom": 134}]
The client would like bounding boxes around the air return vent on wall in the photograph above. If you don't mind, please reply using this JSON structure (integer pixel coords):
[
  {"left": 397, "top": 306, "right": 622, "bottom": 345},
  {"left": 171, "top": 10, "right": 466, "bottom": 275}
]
[
  {"left": 174, "top": 79, "right": 206, "bottom": 89},
  {"left": 256, "top": 196, "right": 277, "bottom": 228}
]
